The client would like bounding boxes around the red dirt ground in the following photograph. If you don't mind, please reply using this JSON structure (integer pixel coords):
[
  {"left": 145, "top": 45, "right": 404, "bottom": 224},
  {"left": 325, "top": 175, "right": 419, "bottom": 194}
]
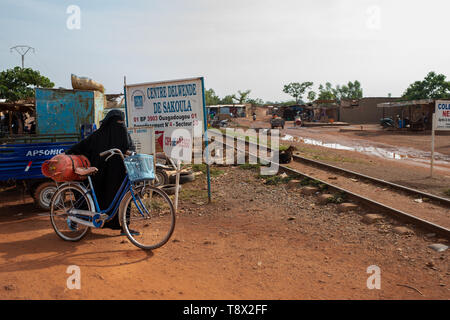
[{"left": 0, "top": 167, "right": 448, "bottom": 300}]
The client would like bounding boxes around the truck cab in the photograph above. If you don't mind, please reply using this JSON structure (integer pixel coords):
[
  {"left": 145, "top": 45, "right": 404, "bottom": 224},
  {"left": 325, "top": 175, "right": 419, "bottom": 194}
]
[{"left": 0, "top": 88, "right": 105, "bottom": 210}]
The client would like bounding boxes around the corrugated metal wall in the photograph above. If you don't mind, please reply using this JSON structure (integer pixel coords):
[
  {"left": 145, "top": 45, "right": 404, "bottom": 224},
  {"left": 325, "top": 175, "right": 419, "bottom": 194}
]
[{"left": 36, "top": 89, "right": 104, "bottom": 135}]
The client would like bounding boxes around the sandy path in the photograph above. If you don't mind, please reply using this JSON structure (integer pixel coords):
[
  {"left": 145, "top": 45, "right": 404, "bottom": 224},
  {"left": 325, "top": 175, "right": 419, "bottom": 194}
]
[{"left": 0, "top": 168, "right": 448, "bottom": 299}]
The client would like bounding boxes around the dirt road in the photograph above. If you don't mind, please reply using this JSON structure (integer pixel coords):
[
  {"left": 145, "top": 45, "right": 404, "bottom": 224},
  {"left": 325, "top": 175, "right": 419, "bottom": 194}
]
[
  {"left": 0, "top": 167, "right": 448, "bottom": 299},
  {"left": 239, "top": 117, "right": 450, "bottom": 158}
]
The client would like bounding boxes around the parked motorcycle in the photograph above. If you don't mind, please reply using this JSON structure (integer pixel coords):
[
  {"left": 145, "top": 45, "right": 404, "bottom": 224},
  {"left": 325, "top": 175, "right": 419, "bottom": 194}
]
[{"left": 380, "top": 117, "right": 395, "bottom": 128}]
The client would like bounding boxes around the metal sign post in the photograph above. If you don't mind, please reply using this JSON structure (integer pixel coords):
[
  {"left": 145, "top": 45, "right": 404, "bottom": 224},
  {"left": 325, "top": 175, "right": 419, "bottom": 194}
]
[
  {"left": 430, "top": 113, "right": 436, "bottom": 178},
  {"left": 124, "top": 77, "right": 211, "bottom": 203},
  {"left": 201, "top": 78, "right": 212, "bottom": 203}
]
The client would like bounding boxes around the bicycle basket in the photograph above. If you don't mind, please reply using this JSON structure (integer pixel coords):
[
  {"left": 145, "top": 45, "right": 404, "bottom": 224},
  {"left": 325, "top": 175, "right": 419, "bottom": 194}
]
[{"left": 124, "top": 154, "right": 155, "bottom": 183}]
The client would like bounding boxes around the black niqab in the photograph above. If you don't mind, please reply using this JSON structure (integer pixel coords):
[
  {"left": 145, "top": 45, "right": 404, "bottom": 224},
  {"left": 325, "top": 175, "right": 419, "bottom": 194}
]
[{"left": 66, "top": 110, "right": 135, "bottom": 230}]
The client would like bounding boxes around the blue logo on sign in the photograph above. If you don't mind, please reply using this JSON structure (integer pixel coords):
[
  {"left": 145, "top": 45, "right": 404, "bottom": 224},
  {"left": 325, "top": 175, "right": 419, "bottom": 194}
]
[
  {"left": 134, "top": 95, "right": 143, "bottom": 107},
  {"left": 131, "top": 90, "right": 145, "bottom": 109}
]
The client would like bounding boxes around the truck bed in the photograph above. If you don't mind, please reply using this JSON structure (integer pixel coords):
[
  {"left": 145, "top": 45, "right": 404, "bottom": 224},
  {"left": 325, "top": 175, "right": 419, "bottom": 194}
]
[{"left": 0, "top": 134, "right": 78, "bottom": 182}]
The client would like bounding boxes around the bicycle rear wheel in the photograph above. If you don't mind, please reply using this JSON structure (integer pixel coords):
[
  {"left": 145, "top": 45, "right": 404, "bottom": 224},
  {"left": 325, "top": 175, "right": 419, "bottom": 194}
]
[
  {"left": 121, "top": 185, "right": 175, "bottom": 250},
  {"left": 50, "top": 184, "right": 92, "bottom": 241}
]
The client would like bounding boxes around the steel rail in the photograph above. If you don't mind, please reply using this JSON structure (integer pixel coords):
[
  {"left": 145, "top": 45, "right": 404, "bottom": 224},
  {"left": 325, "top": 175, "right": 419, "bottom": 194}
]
[
  {"left": 221, "top": 135, "right": 450, "bottom": 238},
  {"left": 277, "top": 164, "right": 450, "bottom": 238},
  {"left": 291, "top": 154, "right": 450, "bottom": 206},
  {"left": 225, "top": 133, "right": 450, "bottom": 206}
]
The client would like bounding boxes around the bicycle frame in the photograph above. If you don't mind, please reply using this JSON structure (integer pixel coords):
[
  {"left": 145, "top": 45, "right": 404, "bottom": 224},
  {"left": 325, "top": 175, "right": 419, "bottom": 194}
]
[
  {"left": 86, "top": 175, "right": 131, "bottom": 222},
  {"left": 61, "top": 149, "right": 153, "bottom": 228},
  {"left": 84, "top": 173, "right": 150, "bottom": 224}
]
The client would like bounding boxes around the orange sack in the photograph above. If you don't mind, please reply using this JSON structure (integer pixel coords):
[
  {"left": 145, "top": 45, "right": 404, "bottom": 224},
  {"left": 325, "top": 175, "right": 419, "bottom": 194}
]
[{"left": 42, "top": 154, "right": 91, "bottom": 182}]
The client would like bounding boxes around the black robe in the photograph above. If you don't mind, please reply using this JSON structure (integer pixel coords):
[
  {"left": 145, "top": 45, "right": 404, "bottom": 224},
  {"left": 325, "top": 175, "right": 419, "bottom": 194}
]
[{"left": 66, "top": 110, "right": 135, "bottom": 230}]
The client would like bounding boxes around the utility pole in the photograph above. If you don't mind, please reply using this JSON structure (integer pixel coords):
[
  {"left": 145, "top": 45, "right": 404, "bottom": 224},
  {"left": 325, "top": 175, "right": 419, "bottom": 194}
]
[{"left": 10, "top": 45, "right": 35, "bottom": 68}]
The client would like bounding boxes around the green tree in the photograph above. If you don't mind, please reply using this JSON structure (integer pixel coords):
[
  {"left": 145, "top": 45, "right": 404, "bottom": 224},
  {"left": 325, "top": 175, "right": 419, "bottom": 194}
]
[
  {"left": 307, "top": 91, "right": 316, "bottom": 102},
  {"left": 282, "top": 82, "right": 313, "bottom": 104},
  {"left": 279, "top": 100, "right": 297, "bottom": 107},
  {"left": 317, "top": 82, "right": 336, "bottom": 100},
  {"left": 205, "top": 88, "right": 220, "bottom": 105},
  {"left": 316, "top": 81, "right": 363, "bottom": 101},
  {"left": 247, "top": 98, "right": 264, "bottom": 106},
  {"left": 334, "top": 80, "right": 363, "bottom": 101},
  {"left": 233, "top": 89, "right": 251, "bottom": 104},
  {"left": 220, "top": 94, "right": 236, "bottom": 104},
  {"left": 0, "top": 67, "right": 54, "bottom": 102},
  {"left": 402, "top": 71, "right": 450, "bottom": 100}
]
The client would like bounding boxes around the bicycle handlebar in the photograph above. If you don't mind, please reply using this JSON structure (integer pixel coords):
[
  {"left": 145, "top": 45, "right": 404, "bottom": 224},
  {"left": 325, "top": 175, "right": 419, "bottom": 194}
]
[{"left": 99, "top": 148, "right": 125, "bottom": 161}]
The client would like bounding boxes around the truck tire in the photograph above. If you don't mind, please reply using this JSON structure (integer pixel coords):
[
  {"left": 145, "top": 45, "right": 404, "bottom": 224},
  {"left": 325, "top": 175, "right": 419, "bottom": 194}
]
[
  {"left": 33, "top": 181, "right": 57, "bottom": 211},
  {"left": 169, "top": 170, "right": 195, "bottom": 184},
  {"left": 159, "top": 184, "right": 181, "bottom": 195},
  {"left": 154, "top": 168, "right": 169, "bottom": 187}
]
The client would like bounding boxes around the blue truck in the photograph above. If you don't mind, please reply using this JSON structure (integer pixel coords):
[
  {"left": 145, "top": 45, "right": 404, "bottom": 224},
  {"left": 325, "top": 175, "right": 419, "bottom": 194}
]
[{"left": 0, "top": 88, "right": 105, "bottom": 209}]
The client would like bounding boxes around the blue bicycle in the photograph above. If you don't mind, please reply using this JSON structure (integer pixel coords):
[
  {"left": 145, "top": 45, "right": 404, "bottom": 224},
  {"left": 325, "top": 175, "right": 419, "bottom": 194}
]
[{"left": 49, "top": 148, "right": 176, "bottom": 250}]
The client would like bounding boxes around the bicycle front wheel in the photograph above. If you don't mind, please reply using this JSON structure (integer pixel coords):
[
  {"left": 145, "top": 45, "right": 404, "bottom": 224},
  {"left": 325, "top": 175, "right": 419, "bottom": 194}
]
[{"left": 121, "top": 185, "right": 175, "bottom": 250}]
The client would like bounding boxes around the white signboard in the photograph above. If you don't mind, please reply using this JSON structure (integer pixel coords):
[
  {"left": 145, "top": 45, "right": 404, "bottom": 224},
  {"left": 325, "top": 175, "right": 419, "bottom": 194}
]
[
  {"left": 125, "top": 77, "right": 205, "bottom": 137},
  {"left": 162, "top": 127, "right": 193, "bottom": 163},
  {"left": 127, "top": 126, "right": 155, "bottom": 155},
  {"left": 435, "top": 100, "right": 450, "bottom": 131}
]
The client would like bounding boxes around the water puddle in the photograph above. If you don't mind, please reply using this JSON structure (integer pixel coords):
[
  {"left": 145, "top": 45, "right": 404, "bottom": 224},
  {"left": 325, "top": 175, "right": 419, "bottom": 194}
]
[{"left": 282, "top": 134, "right": 450, "bottom": 164}]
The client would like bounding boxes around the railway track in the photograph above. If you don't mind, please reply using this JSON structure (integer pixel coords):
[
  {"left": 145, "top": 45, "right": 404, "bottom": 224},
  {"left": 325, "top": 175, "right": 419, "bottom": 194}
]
[
  {"left": 221, "top": 134, "right": 450, "bottom": 238},
  {"left": 291, "top": 154, "right": 450, "bottom": 206}
]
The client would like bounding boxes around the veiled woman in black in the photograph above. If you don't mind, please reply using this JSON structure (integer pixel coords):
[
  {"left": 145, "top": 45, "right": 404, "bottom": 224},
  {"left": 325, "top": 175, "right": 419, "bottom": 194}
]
[{"left": 66, "top": 110, "right": 135, "bottom": 231}]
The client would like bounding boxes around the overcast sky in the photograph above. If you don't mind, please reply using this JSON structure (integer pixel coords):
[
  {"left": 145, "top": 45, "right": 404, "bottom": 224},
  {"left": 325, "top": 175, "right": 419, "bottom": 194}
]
[{"left": 0, "top": 0, "right": 449, "bottom": 102}]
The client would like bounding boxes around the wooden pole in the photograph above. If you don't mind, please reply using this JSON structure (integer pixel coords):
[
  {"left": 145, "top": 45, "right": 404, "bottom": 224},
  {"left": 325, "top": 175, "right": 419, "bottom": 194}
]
[
  {"left": 8, "top": 111, "right": 12, "bottom": 134},
  {"left": 174, "top": 160, "right": 181, "bottom": 211}
]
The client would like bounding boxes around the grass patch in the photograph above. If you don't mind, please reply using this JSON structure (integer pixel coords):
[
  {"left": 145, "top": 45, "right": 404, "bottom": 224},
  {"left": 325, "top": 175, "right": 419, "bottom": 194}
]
[
  {"left": 325, "top": 192, "right": 347, "bottom": 204},
  {"left": 257, "top": 173, "right": 301, "bottom": 185},
  {"left": 258, "top": 175, "right": 292, "bottom": 185},
  {"left": 191, "top": 164, "right": 225, "bottom": 177},
  {"left": 443, "top": 189, "right": 450, "bottom": 197},
  {"left": 295, "top": 146, "right": 365, "bottom": 164},
  {"left": 192, "top": 164, "right": 206, "bottom": 173},
  {"left": 179, "top": 188, "right": 209, "bottom": 202},
  {"left": 299, "top": 177, "right": 328, "bottom": 191},
  {"left": 239, "top": 163, "right": 261, "bottom": 170}
]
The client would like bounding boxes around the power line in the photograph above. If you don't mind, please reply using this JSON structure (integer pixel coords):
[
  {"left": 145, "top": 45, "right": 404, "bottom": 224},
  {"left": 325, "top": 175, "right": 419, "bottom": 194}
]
[
  {"left": 28, "top": 53, "right": 52, "bottom": 75},
  {"left": 10, "top": 45, "right": 35, "bottom": 68}
]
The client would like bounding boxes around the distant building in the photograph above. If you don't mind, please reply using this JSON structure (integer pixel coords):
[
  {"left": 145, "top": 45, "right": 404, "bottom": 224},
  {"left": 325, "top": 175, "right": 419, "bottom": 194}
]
[
  {"left": 377, "top": 99, "right": 450, "bottom": 131},
  {"left": 339, "top": 97, "right": 400, "bottom": 124},
  {"left": 274, "top": 98, "right": 400, "bottom": 124},
  {"left": 206, "top": 104, "right": 251, "bottom": 119}
]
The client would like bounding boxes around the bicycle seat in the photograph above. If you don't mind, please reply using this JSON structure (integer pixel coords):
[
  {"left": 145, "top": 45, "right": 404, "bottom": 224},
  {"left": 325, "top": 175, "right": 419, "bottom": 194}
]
[{"left": 75, "top": 167, "right": 98, "bottom": 176}]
